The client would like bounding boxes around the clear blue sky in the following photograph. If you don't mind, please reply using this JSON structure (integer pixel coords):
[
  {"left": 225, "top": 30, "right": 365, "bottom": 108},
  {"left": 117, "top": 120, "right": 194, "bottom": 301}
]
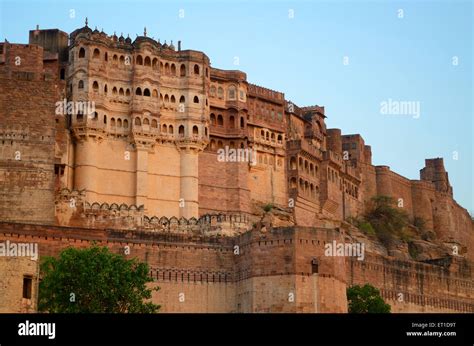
[{"left": 1, "top": 0, "right": 472, "bottom": 213}]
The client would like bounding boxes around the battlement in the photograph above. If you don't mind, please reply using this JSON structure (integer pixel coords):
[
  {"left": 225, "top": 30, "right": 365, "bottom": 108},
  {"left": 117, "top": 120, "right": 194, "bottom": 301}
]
[{"left": 248, "top": 83, "right": 285, "bottom": 103}]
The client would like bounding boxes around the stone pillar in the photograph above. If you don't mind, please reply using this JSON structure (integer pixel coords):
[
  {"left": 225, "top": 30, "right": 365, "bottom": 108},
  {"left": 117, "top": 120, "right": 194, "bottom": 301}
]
[
  {"left": 179, "top": 148, "right": 199, "bottom": 218},
  {"left": 74, "top": 139, "right": 99, "bottom": 201},
  {"left": 135, "top": 146, "right": 149, "bottom": 207}
]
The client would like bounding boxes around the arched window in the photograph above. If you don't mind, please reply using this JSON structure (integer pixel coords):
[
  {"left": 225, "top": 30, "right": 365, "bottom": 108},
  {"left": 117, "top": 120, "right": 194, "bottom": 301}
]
[
  {"left": 78, "top": 80, "right": 84, "bottom": 89},
  {"left": 193, "top": 96, "right": 199, "bottom": 104},
  {"left": 217, "top": 87, "right": 224, "bottom": 99},
  {"left": 112, "top": 87, "right": 117, "bottom": 95},
  {"left": 178, "top": 125, "right": 185, "bottom": 136},
  {"left": 192, "top": 126, "right": 198, "bottom": 135},
  {"left": 79, "top": 47, "right": 85, "bottom": 58},
  {"left": 136, "top": 55, "right": 143, "bottom": 65},
  {"left": 135, "top": 117, "right": 141, "bottom": 126},
  {"left": 119, "top": 55, "right": 125, "bottom": 64},
  {"left": 144, "top": 56, "right": 151, "bottom": 66},
  {"left": 111, "top": 118, "right": 116, "bottom": 127},
  {"left": 240, "top": 117, "right": 244, "bottom": 128},
  {"left": 113, "top": 54, "right": 118, "bottom": 63},
  {"left": 151, "top": 119, "right": 158, "bottom": 128},
  {"left": 180, "top": 64, "right": 186, "bottom": 76},
  {"left": 152, "top": 89, "right": 158, "bottom": 97},
  {"left": 205, "top": 127, "right": 208, "bottom": 136},
  {"left": 217, "top": 114, "right": 223, "bottom": 126},
  {"left": 210, "top": 139, "right": 216, "bottom": 150},
  {"left": 290, "top": 177, "right": 297, "bottom": 189},
  {"left": 228, "top": 86, "right": 236, "bottom": 100},
  {"left": 217, "top": 140, "right": 223, "bottom": 149},
  {"left": 229, "top": 115, "right": 235, "bottom": 128},
  {"left": 171, "top": 64, "right": 176, "bottom": 75},
  {"left": 126, "top": 89, "right": 130, "bottom": 96},
  {"left": 143, "top": 118, "right": 150, "bottom": 125},
  {"left": 103, "top": 115, "right": 107, "bottom": 124},
  {"left": 290, "top": 157, "right": 297, "bottom": 170},
  {"left": 179, "top": 95, "right": 185, "bottom": 103},
  {"left": 136, "top": 87, "right": 142, "bottom": 96},
  {"left": 165, "top": 63, "right": 170, "bottom": 75},
  {"left": 164, "top": 94, "right": 169, "bottom": 103},
  {"left": 104, "top": 52, "right": 108, "bottom": 61},
  {"left": 277, "top": 134, "right": 282, "bottom": 143},
  {"left": 210, "top": 113, "right": 216, "bottom": 125},
  {"left": 119, "top": 88, "right": 124, "bottom": 96},
  {"left": 117, "top": 119, "right": 122, "bottom": 127},
  {"left": 92, "top": 81, "right": 99, "bottom": 91},
  {"left": 123, "top": 119, "right": 128, "bottom": 128},
  {"left": 104, "top": 84, "right": 108, "bottom": 94},
  {"left": 168, "top": 125, "right": 174, "bottom": 134},
  {"left": 193, "top": 64, "right": 200, "bottom": 75},
  {"left": 210, "top": 86, "right": 216, "bottom": 96},
  {"left": 144, "top": 88, "right": 151, "bottom": 97},
  {"left": 152, "top": 58, "right": 158, "bottom": 70},
  {"left": 162, "top": 124, "right": 168, "bottom": 133},
  {"left": 170, "top": 95, "right": 176, "bottom": 103},
  {"left": 93, "top": 48, "right": 100, "bottom": 59}
]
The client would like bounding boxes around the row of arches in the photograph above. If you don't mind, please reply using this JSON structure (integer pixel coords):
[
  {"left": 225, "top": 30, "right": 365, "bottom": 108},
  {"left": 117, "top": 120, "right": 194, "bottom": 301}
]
[
  {"left": 209, "top": 139, "right": 246, "bottom": 151},
  {"left": 132, "top": 117, "right": 159, "bottom": 128},
  {"left": 210, "top": 85, "right": 245, "bottom": 101},
  {"left": 160, "top": 124, "right": 206, "bottom": 137},
  {"left": 256, "top": 129, "right": 283, "bottom": 144},
  {"left": 79, "top": 80, "right": 203, "bottom": 105},
  {"left": 78, "top": 47, "right": 204, "bottom": 77},
  {"left": 250, "top": 100, "right": 284, "bottom": 121},
  {"left": 210, "top": 113, "right": 245, "bottom": 128},
  {"left": 290, "top": 177, "right": 320, "bottom": 199},
  {"left": 289, "top": 156, "right": 319, "bottom": 177}
]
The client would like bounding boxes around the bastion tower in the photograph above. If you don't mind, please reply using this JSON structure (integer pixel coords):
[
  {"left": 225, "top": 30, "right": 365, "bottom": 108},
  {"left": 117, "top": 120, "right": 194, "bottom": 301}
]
[{"left": 66, "top": 22, "right": 210, "bottom": 218}]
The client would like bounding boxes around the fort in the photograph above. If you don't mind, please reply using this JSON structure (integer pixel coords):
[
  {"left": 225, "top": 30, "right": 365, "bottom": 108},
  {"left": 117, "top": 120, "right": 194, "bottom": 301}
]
[{"left": 0, "top": 22, "right": 472, "bottom": 313}]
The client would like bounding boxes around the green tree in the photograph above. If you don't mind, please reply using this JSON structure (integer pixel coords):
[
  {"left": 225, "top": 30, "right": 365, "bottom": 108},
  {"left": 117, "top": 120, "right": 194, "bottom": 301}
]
[
  {"left": 38, "top": 245, "right": 160, "bottom": 313},
  {"left": 347, "top": 284, "right": 391, "bottom": 313}
]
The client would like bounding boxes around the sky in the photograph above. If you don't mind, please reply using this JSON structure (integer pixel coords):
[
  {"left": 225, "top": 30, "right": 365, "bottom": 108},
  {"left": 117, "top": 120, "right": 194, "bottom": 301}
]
[{"left": 0, "top": 0, "right": 472, "bottom": 213}]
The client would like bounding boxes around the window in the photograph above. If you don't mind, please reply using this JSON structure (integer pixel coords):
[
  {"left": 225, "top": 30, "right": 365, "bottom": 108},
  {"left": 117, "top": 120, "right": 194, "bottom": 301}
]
[
  {"left": 239, "top": 90, "right": 244, "bottom": 100},
  {"left": 170, "top": 95, "right": 176, "bottom": 103},
  {"left": 240, "top": 117, "right": 244, "bottom": 128},
  {"left": 193, "top": 96, "right": 199, "bottom": 104},
  {"left": 210, "top": 114, "right": 216, "bottom": 125},
  {"left": 210, "top": 86, "right": 216, "bottom": 96},
  {"left": 193, "top": 64, "right": 200, "bottom": 75},
  {"left": 193, "top": 126, "right": 199, "bottom": 135},
  {"left": 217, "top": 114, "right": 223, "bottom": 126},
  {"left": 92, "top": 81, "right": 99, "bottom": 91},
  {"left": 180, "top": 64, "right": 186, "bottom": 76},
  {"left": 143, "top": 118, "right": 150, "bottom": 125},
  {"left": 311, "top": 259, "right": 319, "bottom": 274},
  {"left": 103, "top": 115, "right": 107, "bottom": 124},
  {"left": 171, "top": 64, "right": 176, "bottom": 75},
  {"left": 104, "top": 52, "right": 108, "bottom": 61},
  {"left": 229, "top": 115, "right": 235, "bottom": 128},
  {"left": 23, "top": 276, "right": 32, "bottom": 299},
  {"left": 179, "top": 95, "right": 185, "bottom": 103},
  {"left": 135, "top": 118, "right": 141, "bottom": 126},
  {"left": 178, "top": 125, "right": 185, "bottom": 136},
  {"left": 228, "top": 86, "right": 236, "bottom": 100},
  {"left": 144, "top": 88, "right": 151, "bottom": 97},
  {"left": 168, "top": 125, "right": 174, "bottom": 134},
  {"left": 78, "top": 80, "right": 84, "bottom": 89},
  {"left": 93, "top": 48, "right": 100, "bottom": 59},
  {"left": 136, "top": 88, "right": 142, "bottom": 96},
  {"left": 152, "top": 58, "right": 158, "bottom": 70},
  {"left": 136, "top": 55, "right": 143, "bottom": 65},
  {"left": 119, "top": 88, "right": 124, "bottom": 96},
  {"left": 151, "top": 119, "right": 158, "bottom": 128},
  {"left": 217, "top": 87, "right": 224, "bottom": 98},
  {"left": 144, "top": 56, "right": 151, "bottom": 66},
  {"left": 79, "top": 47, "right": 85, "bottom": 58},
  {"left": 104, "top": 84, "right": 108, "bottom": 94},
  {"left": 60, "top": 68, "right": 65, "bottom": 80}
]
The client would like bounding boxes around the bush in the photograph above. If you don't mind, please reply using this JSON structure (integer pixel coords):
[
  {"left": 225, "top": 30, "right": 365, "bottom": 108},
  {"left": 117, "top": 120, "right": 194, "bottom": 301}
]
[
  {"left": 347, "top": 284, "right": 391, "bottom": 313},
  {"left": 262, "top": 203, "right": 274, "bottom": 212}
]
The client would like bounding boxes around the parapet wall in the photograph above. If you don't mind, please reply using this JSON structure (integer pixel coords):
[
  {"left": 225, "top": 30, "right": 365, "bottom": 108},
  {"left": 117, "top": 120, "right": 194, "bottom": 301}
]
[{"left": 0, "top": 222, "right": 471, "bottom": 313}]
